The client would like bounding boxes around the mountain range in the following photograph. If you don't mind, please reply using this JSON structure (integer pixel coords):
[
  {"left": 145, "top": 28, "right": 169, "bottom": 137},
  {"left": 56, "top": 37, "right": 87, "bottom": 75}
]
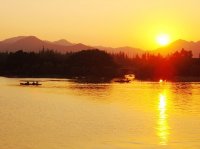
[
  {"left": 0, "top": 36, "right": 199, "bottom": 57},
  {"left": 0, "top": 36, "right": 92, "bottom": 53},
  {"left": 155, "top": 39, "right": 200, "bottom": 57}
]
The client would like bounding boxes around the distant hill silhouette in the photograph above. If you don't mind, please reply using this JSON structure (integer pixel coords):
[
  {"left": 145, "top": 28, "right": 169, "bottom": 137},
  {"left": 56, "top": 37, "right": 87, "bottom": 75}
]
[
  {"left": 0, "top": 36, "right": 200, "bottom": 57},
  {"left": 53, "top": 39, "right": 74, "bottom": 46},
  {"left": 95, "top": 46, "right": 144, "bottom": 57},
  {"left": 2, "top": 36, "right": 27, "bottom": 44},
  {"left": 0, "top": 36, "right": 145, "bottom": 56},
  {"left": 0, "top": 36, "right": 92, "bottom": 53},
  {"left": 154, "top": 39, "right": 200, "bottom": 57}
]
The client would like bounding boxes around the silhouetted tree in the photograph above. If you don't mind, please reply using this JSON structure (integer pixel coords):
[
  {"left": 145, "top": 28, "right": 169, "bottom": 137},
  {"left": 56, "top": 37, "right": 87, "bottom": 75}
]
[
  {"left": 0, "top": 48, "right": 199, "bottom": 80},
  {"left": 66, "top": 49, "right": 118, "bottom": 77}
]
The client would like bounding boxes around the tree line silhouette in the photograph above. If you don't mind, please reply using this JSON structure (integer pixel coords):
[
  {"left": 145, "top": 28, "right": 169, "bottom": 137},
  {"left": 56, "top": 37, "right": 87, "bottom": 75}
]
[
  {"left": 112, "top": 49, "right": 200, "bottom": 81},
  {"left": 0, "top": 48, "right": 199, "bottom": 81},
  {"left": 0, "top": 49, "right": 117, "bottom": 78}
]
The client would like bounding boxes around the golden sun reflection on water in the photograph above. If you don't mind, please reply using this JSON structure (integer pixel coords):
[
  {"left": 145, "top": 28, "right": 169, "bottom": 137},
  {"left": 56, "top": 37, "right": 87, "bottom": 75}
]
[{"left": 157, "top": 91, "right": 170, "bottom": 145}]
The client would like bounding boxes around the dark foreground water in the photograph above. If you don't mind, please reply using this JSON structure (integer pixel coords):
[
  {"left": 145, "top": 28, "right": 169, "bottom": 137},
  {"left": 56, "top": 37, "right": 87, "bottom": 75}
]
[{"left": 0, "top": 77, "right": 200, "bottom": 149}]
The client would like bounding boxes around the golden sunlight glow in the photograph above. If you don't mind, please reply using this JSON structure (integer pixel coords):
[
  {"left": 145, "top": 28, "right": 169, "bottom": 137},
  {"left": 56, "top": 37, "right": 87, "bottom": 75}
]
[
  {"left": 157, "top": 92, "right": 169, "bottom": 145},
  {"left": 2, "top": 0, "right": 199, "bottom": 49},
  {"left": 156, "top": 34, "right": 170, "bottom": 46}
]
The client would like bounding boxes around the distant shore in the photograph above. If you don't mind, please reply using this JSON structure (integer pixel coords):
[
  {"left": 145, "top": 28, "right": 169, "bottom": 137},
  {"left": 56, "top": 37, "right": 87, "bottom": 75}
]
[
  {"left": 0, "top": 49, "right": 200, "bottom": 82},
  {"left": 172, "top": 76, "right": 200, "bottom": 82},
  {"left": 1, "top": 75, "right": 200, "bottom": 83}
]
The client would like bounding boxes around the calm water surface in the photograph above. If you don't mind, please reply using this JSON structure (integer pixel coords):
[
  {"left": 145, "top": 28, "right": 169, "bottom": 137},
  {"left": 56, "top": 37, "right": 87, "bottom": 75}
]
[{"left": 0, "top": 77, "right": 200, "bottom": 149}]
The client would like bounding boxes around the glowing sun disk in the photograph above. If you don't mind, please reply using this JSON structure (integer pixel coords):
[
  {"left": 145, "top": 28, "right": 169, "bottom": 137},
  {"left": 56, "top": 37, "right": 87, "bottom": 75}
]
[{"left": 156, "top": 34, "right": 170, "bottom": 46}]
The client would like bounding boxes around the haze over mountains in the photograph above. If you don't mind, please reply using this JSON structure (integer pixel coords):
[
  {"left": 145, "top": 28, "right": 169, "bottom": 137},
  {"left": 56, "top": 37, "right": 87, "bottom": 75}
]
[
  {"left": 0, "top": 36, "right": 199, "bottom": 57},
  {"left": 155, "top": 39, "right": 200, "bottom": 57},
  {"left": 0, "top": 36, "right": 92, "bottom": 53},
  {"left": 53, "top": 39, "right": 74, "bottom": 47}
]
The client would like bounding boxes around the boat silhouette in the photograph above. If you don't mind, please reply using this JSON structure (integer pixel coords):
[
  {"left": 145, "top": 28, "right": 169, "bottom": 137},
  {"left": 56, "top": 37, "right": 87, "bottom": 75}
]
[
  {"left": 114, "top": 78, "right": 131, "bottom": 83},
  {"left": 20, "top": 80, "right": 42, "bottom": 86}
]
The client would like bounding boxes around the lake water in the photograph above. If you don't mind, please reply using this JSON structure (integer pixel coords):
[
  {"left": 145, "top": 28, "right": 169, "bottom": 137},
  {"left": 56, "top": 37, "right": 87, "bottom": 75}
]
[{"left": 0, "top": 77, "right": 200, "bottom": 149}]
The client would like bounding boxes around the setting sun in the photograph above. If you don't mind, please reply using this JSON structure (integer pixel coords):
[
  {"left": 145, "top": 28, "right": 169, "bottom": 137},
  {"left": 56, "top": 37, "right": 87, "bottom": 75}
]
[{"left": 156, "top": 34, "right": 170, "bottom": 46}]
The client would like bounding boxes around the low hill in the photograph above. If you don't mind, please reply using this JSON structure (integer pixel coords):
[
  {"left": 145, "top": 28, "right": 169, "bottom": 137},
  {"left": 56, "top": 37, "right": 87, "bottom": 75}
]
[
  {"left": 154, "top": 39, "right": 200, "bottom": 57},
  {"left": 0, "top": 36, "right": 145, "bottom": 56},
  {"left": 95, "top": 46, "right": 144, "bottom": 57},
  {"left": 1, "top": 36, "right": 199, "bottom": 58},
  {"left": 53, "top": 39, "right": 74, "bottom": 46},
  {"left": 0, "top": 36, "right": 92, "bottom": 53}
]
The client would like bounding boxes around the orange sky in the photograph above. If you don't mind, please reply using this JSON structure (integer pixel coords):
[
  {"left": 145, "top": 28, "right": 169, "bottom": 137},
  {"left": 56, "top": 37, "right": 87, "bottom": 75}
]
[{"left": 1, "top": 0, "right": 200, "bottom": 49}]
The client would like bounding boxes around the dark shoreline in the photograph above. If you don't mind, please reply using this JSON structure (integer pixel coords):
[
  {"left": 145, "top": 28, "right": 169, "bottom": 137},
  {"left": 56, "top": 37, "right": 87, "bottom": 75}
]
[
  {"left": 1, "top": 75, "right": 200, "bottom": 83},
  {"left": 1, "top": 49, "right": 200, "bottom": 82}
]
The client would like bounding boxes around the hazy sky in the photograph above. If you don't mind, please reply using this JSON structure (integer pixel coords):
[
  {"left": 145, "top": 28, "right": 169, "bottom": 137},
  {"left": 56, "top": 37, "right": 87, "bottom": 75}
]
[{"left": 1, "top": 0, "right": 200, "bottom": 49}]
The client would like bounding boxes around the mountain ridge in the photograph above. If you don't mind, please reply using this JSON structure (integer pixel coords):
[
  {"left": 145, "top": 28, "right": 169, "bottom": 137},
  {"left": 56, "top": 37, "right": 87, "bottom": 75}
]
[
  {"left": 53, "top": 39, "right": 74, "bottom": 46},
  {"left": 154, "top": 39, "right": 200, "bottom": 57},
  {"left": 0, "top": 36, "right": 92, "bottom": 53},
  {"left": 0, "top": 36, "right": 200, "bottom": 57}
]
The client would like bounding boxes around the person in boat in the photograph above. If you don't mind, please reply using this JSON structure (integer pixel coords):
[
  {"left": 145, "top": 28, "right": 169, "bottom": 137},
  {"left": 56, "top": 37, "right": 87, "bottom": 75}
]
[
  {"left": 20, "top": 80, "right": 41, "bottom": 86},
  {"left": 25, "top": 81, "right": 30, "bottom": 85},
  {"left": 31, "top": 81, "right": 39, "bottom": 85}
]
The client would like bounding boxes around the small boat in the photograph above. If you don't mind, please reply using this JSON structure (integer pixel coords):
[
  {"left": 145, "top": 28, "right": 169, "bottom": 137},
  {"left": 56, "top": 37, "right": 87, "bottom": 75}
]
[
  {"left": 20, "top": 81, "right": 42, "bottom": 86},
  {"left": 114, "top": 78, "right": 131, "bottom": 83}
]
